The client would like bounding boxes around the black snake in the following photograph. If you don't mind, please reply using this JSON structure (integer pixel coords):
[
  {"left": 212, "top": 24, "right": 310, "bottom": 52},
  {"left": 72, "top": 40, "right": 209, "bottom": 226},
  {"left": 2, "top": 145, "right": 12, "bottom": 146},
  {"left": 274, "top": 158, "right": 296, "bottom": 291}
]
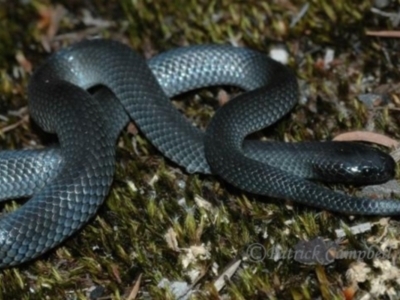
[{"left": 0, "top": 39, "right": 397, "bottom": 267}]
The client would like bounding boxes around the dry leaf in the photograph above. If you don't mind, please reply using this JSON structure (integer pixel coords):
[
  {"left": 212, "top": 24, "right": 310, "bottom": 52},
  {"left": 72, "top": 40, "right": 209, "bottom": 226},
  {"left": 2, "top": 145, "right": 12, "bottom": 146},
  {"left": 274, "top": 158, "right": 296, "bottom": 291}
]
[
  {"left": 333, "top": 131, "right": 399, "bottom": 148},
  {"left": 126, "top": 273, "right": 142, "bottom": 300},
  {"left": 213, "top": 259, "right": 241, "bottom": 291}
]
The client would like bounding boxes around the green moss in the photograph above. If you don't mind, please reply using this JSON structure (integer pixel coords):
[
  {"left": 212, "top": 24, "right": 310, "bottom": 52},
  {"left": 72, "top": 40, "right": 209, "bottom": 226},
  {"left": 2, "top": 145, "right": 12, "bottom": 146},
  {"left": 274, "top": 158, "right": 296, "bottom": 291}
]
[{"left": 0, "top": 0, "right": 398, "bottom": 299}]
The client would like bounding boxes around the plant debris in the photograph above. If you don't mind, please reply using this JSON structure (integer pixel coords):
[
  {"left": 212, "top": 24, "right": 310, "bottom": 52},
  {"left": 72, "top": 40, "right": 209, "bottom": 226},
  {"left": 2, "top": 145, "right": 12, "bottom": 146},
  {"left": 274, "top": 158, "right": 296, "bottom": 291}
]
[{"left": 1, "top": 0, "right": 400, "bottom": 299}]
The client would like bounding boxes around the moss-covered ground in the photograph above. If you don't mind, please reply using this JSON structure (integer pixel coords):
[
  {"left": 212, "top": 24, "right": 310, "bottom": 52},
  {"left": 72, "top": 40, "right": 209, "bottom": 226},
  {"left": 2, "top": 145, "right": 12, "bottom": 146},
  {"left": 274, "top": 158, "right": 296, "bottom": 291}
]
[{"left": 0, "top": 0, "right": 400, "bottom": 299}]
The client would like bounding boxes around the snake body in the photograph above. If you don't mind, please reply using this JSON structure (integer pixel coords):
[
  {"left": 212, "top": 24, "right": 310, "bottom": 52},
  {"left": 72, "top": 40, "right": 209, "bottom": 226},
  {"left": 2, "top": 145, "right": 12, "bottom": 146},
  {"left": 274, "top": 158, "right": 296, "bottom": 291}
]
[{"left": 0, "top": 39, "right": 397, "bottom": 267}]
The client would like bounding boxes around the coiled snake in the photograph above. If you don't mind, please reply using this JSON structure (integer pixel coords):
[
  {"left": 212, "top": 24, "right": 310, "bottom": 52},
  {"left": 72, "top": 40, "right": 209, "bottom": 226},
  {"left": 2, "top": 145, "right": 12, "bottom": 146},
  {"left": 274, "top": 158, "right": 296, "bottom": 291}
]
[{"left": 0, "top": 39, "right": 396, "bottom": 267}]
